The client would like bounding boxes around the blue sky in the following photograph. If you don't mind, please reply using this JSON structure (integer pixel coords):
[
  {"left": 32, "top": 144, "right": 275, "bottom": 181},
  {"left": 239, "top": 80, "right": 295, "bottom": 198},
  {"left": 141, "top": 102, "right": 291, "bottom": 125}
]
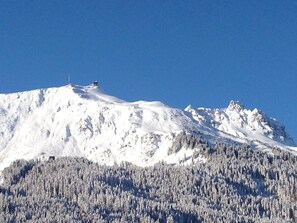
[{"left": 1, "top": 1, "right": 297, "bottom": 141}]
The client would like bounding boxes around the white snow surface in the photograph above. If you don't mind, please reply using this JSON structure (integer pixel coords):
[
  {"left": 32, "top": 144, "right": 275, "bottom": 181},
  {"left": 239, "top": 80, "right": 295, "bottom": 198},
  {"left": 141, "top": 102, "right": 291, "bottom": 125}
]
[
  {"left": 0, "top": 84, "right": 296, "bottom": 171},
  {"left": 185, "top": 100, "right": 296, "bottom": 152}
]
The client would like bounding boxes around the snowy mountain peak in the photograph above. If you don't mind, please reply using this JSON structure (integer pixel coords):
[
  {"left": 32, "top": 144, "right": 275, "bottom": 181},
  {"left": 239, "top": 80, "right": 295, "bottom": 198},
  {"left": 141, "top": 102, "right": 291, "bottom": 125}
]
[
  {"left": 186, "top": 102, "right": 295, "bottom": 148},
  {"left": 0, "top": 84, "right": 199, "bottom": 171},
  {"left": 0, "top": 84, "right": 296, "bottom": 172},
  {"left": 227, "top": 100, "right": 245, "bottom": 111}
]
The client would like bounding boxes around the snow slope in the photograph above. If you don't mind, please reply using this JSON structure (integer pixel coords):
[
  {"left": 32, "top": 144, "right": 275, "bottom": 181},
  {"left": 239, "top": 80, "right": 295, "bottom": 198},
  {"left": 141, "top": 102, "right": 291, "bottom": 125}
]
[
  {"left": 0, "top": 84, "right": 200, "bottom": 170},
  {"left": 0, "top": 84, "right": 296, "bottom": 171}
]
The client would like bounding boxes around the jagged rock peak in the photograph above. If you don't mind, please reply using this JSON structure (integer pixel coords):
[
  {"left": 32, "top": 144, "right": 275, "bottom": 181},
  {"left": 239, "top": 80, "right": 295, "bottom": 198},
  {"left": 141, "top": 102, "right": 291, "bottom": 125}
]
[
  {"left": 184, "top": 105, "right": 192, "bottom": 111},
  {"left": 228, "top": 100, "right": 245, "bottom": 111}
]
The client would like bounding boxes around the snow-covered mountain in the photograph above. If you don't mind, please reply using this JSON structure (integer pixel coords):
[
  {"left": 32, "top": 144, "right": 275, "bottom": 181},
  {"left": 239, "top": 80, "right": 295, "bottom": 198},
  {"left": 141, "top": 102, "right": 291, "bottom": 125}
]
[
  {"left": 185, "top": 100, "right": 295, "bottom": 148},
  {"left": 0, "top": 83, "right": 296, "bottom": 171}
]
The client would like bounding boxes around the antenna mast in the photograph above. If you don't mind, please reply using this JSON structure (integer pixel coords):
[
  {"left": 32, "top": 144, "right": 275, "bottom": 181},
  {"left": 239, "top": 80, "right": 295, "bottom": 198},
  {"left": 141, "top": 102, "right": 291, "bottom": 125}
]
[{"left": 68, "top": 74, "right": 71, "bottom": 84}]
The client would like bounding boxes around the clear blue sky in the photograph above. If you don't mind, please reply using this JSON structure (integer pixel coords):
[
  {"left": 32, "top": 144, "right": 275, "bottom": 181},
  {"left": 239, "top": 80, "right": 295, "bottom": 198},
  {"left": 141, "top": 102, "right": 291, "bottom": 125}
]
[{"left": 1, "top": 1, "right": 297, "bottom": 141}]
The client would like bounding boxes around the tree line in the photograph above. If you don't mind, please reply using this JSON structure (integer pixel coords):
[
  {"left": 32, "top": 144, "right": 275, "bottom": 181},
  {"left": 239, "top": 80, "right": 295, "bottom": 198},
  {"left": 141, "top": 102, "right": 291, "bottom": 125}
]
[{"left": 0, "top": 135, "right": 296, "bottom": 222}]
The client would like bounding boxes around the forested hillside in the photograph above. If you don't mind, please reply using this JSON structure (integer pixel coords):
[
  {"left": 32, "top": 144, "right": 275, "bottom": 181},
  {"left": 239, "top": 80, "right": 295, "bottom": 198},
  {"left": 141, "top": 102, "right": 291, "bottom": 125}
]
[{"left": 0, "top": 143, "right": 296, "bottom": 223}]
